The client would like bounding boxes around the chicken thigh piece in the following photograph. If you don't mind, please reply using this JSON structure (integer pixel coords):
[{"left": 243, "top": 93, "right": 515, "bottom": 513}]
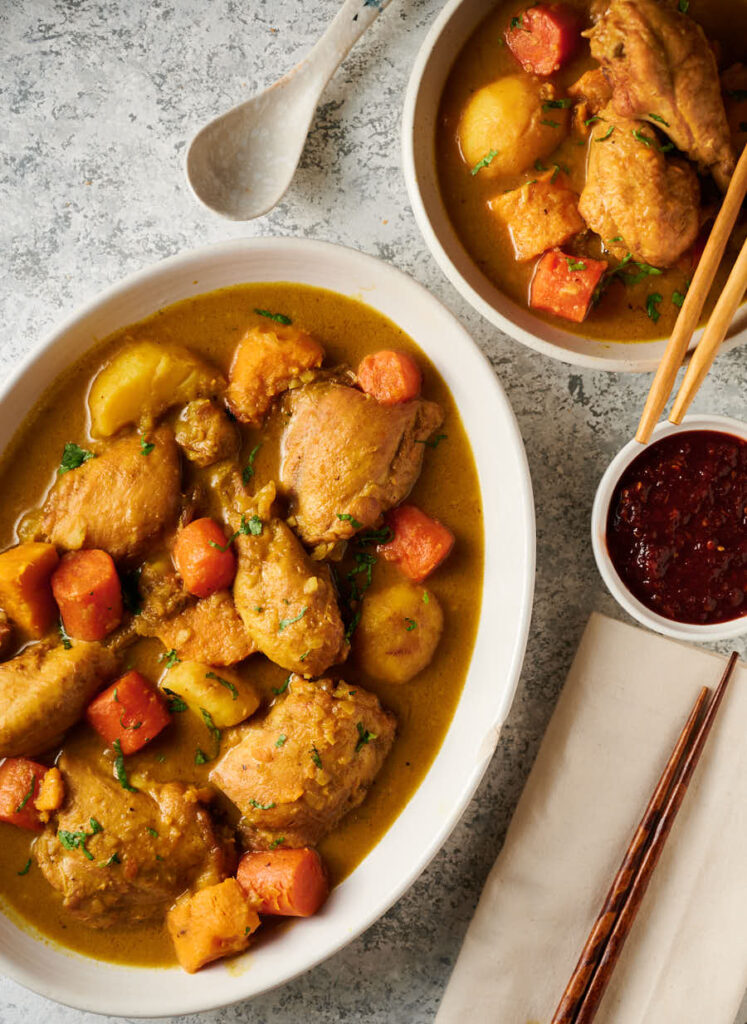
[
  {"left": 35, "top": 751, "right": 232, "bottom": 928},
  {"left": 38, "top": 427, "right": 181, "bottom": 562},
  {"left": 579, "top": 107, "right": 700, "bottom": 267},
  {"left": 210, "top": 677, "right": 396, "bottom": 849},
  {"left": 0, "top": 641, "right": 117, "bottom": 757},
  {"left": 280, "top": 381, "right": 444, "bottom": 551},
  {"left": 587, "top": 0, "right": 735, "bottom": 189}
]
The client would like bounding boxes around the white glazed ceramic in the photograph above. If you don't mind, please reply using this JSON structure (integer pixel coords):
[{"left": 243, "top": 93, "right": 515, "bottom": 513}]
[
  {"left": 401, "top": 0, "right": 747, "bottom": 372},
  {"left": 592, "top": 414, "right": 747, "bottom": 642},
  {"left": 0, "top": 237, "right": 535, "bottom": 1017}
]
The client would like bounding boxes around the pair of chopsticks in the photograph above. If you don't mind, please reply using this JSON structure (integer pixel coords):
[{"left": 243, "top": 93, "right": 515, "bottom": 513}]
[
  {"left": 636, "top": 144, "right": 747, "bottom": 444},
  {"left": 551, "top": 651, "right": 739, "bottom": 1024}
]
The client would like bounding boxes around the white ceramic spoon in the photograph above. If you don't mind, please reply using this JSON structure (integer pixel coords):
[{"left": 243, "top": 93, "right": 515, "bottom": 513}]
[{"left": 186, "top": 0, "right": 394, "bottom": 220}]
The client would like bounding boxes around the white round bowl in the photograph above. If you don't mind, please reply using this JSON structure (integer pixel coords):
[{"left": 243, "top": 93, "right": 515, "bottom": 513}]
[
  {"left": 401, "top": 0, "right": 747, "bottom": 371},
  {"left": 591, "top": 414, "right": 747, "bottom": 642},
  {"left": 0, "top": 236, "right": 535, "bottom": 1017}
]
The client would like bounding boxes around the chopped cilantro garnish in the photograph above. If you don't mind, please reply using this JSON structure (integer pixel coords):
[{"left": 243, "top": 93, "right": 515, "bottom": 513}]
[
  {"left": 15, "top": 775, "right": 36, "bottom": 813},
  {"left": 632, "top": 128, "right": 654, "bottom": 147},
  {"left": 58, "top": 442, "right": 95, "bottom": 475},
  {"left": 100, "top": 852, "right": 120, "bottom": 867},
  {"left": 607, "top": 236, "right": 623, "bottom": 244},
  {"left": 404, "top": 617, "right": 417, "bottom": 631},
  {"left": 254, "top": 308, "right": 292, "bottom": 325},
  {"left": 269, "top": 836, "right": 285, "bottom": 850},
  {"left": 647, "top": 112, "right": 670, "bottom": 126},
  {"left": 566, "top": 258, "right": 587, "bottom": 272},
  {"left": 310, "top": 746, "right": 323, "bottom": 769},
  {"left": 672, "top": 290, "right": 686, "bottom": 308},
  {"left": 415, "top": 433, "right": 448, "bottom": 448},
  {"left": 112, "top": 739, "right": 137, "bottom": 792},
  {"left": 139, "top": 435, "right": 155, "bottom": 456},
  {"left": 58, "top": 824, "right": 100, "bottom": 861},
  {"left": 423, "top": 591, "right": 430, "bottom": 604},
  {"left": 278, "top": 606, "right": 308, "bottom": 632},
  {"left": 249, "top": 798, "right": 276, "bottom": 810},
  {"left": 194, "top": 748, "right": 209, "bottom": 765},
  {"left": 17, "top": 858, "right": 32, "bottom": 876},
  {"left": 678, "top": 0, "right": 689, "bottom": 11},
  {"left": 163, "top": 687, "right": 188, "bottom": 713},
  {"left": 337, "top": 513, "right": 363, "bottom": 528},
  {"left": 272, "top": 674, "right": 292, "bottom": 696},
  {"left": 584, "top": 115, "right": 600, "bottom": 127},
  {"left": 355, "top": 722, "right": 377, "bottom": 752},
  {"left": 200, "top": 707, "right": 221, "bottom": 758},
  {"left": 58, "top": 619, "right": 73, "bottom": 650},
  {"left": 540, "top": 118, "right": 560, "bottom": 127},
  {"left": 161, "top": 649, "right": 180, "bottom": 669},
  {"left": 470, "top": 149, "right": 499, "bottom": 175},
  {"left": 242, "top": 442, "right": 263, "bottom": 484},
  {"left": 509, "top": 15, "right": 522, "bottom": 28},
  {"left": 206, "top": 671, "right": 238, "bottom": 700},
  {"left": 646, "top": 292, "right": 663, "bottom": 323},
  {"left": 147, "top": 827, "right": 158, "bottom": 838},
  {"left": 299, "top": 649, "right": 311, "bottom": 662},
  {"left": 543, "top": 98, "right": 571, "bottom": 109},
  {"left": 275, "top": 734, "right": 287, "bottom": 748},
  {"left": 596, "top": 125, "right": 615, "bottom": 141}
]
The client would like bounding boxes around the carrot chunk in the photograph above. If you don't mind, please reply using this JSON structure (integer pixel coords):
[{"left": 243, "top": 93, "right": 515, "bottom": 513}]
[
  {"left": 0, "top": 757, "right": 48, "bottom": 832},
  {"left": 357, "top": 351, "right": 423, "bottom": 405},
  {"left": 167, "top": 878, "right": 260, "bottom": 973},
  {"left": 505, "top": 4, "right": 580, "bottom": 76},
  {"left": 173, "top": 518, "right": 237, "bottom": 599},
  {"left": 530, "top": 250, "right": 608, "bottom": 323},
  {"left": 378, "top": 505, "right": 455, "bottom": 583},
  {"left": 0, "top": 542, "right": 59, "bottom": 639},
  {"left": 51, "top": 549, "right": 123, "bottom": 642},
  {"left": 237, "top": 848, "right": 329, "bottom": 917},
  {"left": 86, "top": 670, "right": 170, "bottom": 754}
]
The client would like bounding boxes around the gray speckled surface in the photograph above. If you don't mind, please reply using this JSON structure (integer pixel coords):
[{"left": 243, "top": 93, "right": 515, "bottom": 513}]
[{"left": 0, "top": 1, "right": 745, "bottom": 1021}]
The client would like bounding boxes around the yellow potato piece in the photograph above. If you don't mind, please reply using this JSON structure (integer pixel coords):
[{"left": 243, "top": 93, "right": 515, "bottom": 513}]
[
  {"left": 458, "top": 75, "right": 569, "bottom": 177},
  {"left": 354, "top": 581, "right": 444, "bottom": 685},
  {"left": 163, "top": 660, "right": 259, "bottom": 728},
  {"left": 89, "top": 340, "right": 226, "bottom": 437}
]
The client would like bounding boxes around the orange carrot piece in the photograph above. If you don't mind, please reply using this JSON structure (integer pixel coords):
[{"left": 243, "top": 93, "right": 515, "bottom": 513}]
[
  {"left": 173, "top": 518, "right": 237, "bottom": 599},
  {"left": 378, "top": 505, "right": 455, "bottom": 582},
  {"left": 167, "top": 878, "right": 260, "bottom": 973},
  {"left": 505, "top": 4, "right": 580, "bottom": 76},
  {"left": 237, "top": 847, "right": 329, "bottom": 917},
  {"left": 0, "top": 542, "right": 59, "bottom": 638},
  {"left": 0, "top": 757, "right": 48, "bottom": 832},
  {"left": 357, "top": 350, "right": 422, "bottom": 405},
  {"left": 86, "top": 670, "right": 170, "bottom": 754},
  {"left": 51, "top": 549, "right": 123, "bottom": 642},
  {"left": 530, "top": 250, "right": 608, "bottom": 323}
]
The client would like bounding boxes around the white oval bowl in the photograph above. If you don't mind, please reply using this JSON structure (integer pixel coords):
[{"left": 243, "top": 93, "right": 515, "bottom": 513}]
[
  {"left": 591, "top": 414, "right": 747, "bottom": 642},
  {"left": 0, "top": 236, "right": 535, "bottom": 1017},
  {"left": 401, "top": 0, "right": 747, "bottom": 372}
]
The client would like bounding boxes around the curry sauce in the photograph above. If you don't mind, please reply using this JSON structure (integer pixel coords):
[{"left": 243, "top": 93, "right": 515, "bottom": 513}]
[{"left": 0, "top": 283, "right": 484, "bottom": 966}]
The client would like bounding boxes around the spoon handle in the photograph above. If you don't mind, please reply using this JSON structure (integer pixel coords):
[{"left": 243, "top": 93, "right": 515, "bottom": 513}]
[{"left": 299, "top": 0, "right": 395, "bottom": 90}]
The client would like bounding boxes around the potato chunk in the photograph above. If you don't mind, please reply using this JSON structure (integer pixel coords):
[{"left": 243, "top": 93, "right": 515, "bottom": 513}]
[
  {"left": 0, "top": 543, "right": 59, "bottom": 639},
  {"left": 163, "top": 660, "right": 259, "bottom": 728},
  {"left": 458, "top": 76, "right": 569, "bottom": 177},
  {"left": 488, "top": 177, "right": 585, "bottom": 261},
  {"left": 89, "top": 340, "right": 225, "bottom": 438},
  {"left": 354, "top": 582, "right": 443, "bottom": 684},
  {"left": 167, "top": 878, "right": 260, "bottom": 974}
]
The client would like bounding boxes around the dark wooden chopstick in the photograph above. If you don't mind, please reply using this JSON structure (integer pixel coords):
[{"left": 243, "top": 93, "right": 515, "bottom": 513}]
[{"left": 552, "top": 652, "right": 739, "bottom": 1024}]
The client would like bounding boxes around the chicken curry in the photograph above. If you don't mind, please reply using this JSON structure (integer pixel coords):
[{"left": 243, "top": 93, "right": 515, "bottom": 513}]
[
  {"left": 0, "top": 283, "right": 483, "bottom": 970},
  {"left": 437, "top": 0, "right": 747, "bottom": 340}
]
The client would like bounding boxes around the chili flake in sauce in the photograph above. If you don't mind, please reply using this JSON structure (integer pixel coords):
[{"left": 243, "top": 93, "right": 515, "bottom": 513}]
[{"left": 606, "top": 431, "right": 746, "bottom": 625}]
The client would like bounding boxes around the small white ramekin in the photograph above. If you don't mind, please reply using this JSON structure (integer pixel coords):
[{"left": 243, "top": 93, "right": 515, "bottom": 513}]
[{"left": 591, "top": 414, "right": 747, "bottom": 643}]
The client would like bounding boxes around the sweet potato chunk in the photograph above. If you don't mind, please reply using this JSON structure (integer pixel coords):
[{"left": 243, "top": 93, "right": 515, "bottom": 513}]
[
  {"left": 34, "top": 766, "right": 65, "bottom": 820},
  {"left": 488, "top": 178, "right": 585, "bottom": 262},
  {"left": 226, "top": 322, "right": 324, "bottom": 425},
  {"left": 167, "top": 878, "right": 260, "bottom": 973},
  {"left": 0, "top": 543, "right": 59, "bottom": 639}
]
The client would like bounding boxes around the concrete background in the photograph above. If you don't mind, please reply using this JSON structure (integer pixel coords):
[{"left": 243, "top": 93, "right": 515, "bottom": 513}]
[{"left": 1, "top": 0, "right": 745, "bottom": 1021}]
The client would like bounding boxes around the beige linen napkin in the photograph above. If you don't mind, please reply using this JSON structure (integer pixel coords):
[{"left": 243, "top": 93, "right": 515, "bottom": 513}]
[{"left": 436, "top": 612, "right": 747, "bottom": 1024}]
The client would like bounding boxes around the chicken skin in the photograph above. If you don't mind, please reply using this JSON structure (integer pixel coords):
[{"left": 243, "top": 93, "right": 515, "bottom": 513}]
[
  {"left": 587, "top": 0, "right": 735, "bottom": 189},
  {"left": 579, "top": 107, "right": 700, "bottom": 267},
  {"left": 38, "top": 427, "right": 181, "bottom": 562},
  {"left": 280, "top": 380, "right": 444, "bottom": 552},
  {"left": 35, "top": 751, "right": 233, "bottom": 928},
  {"left": 210, "top": 676, "right": 396, "bottom": 848},
  {"left": 0, "top": 641, "right": 117, "bottom": 757}
]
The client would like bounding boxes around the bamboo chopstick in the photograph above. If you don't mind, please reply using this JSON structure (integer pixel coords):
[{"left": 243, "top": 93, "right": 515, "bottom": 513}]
[
  {"left": 550, "top": 686, "right": 710, "bottom": 1024},
  {"left": 636, "top": 145, "right": 747, "bottom": 445},
  {"left": 669, "top": 236, "right": 747, "bottom": 424},
  {"left": 553, "top": 652, "right": 739, "bottom": 1024}
]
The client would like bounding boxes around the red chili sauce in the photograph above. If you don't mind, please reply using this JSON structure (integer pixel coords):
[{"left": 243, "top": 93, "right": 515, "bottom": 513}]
[{"left": 606, "top": 430, "right": 746, "bottom": 625}]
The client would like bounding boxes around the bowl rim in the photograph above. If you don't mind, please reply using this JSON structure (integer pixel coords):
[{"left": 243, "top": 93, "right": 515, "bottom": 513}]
[
  {"left": 400, "top": 0, "right": 746, "bottom": 373},
  {"left": 591, "top": 413, "right": 747, "bottom": 642},
  {"left": 0, "top": 235, "right": 536, "bottom": 1016}
]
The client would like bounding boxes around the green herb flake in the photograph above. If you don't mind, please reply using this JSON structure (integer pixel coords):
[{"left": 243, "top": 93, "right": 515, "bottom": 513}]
[
  {"left": 534, "top": 159, "right": 548, "bottom": 171},
  {"left": 672, "top": 290, "right": 686, "bottom": 308},
  {"left": 632, "top": 128, "right": 654, "bottom": 147},
  {"left": 269, "top": 836, "right": 286, "bottom": 850},
  {"left": 242, "top": 442, "right": 263, "bottom": 484},
  {"left": 249, "top": 798, "right": 276, "bottom": 810},
  {"left": 206, "top": 671, "right": 238, "bottom": 700},
  {"left": 596, "top": 125, "right": 615, "bottom": 141},
  {"left": 415, "top": 433, "right": 448, "bottom": 449},
  {"left": 89, "top": 818, "right": 103, "bottom": 834},
  {"left": 272, "top": 674, "right": 292, "bottom": 696},
  {"left": 310, "top": 746, "right": 323, "bottom": 769},
  {"left": 509, "top": 15, "right": 522, "bottom": 28},
  {"left": 200, "top": 707, "right": 221, "bottom": 757},
  {"left": 278, "top": 606, "right": 308, "bottom": 633},
  {"left": 163, "top": 687, "right": 188, "bottom": 713},
  {"left": 540, "top": 118, "right": 560, "bottom": 128},
  {"left": 646, "top": 292, "right": 663, "bottom": 323},
  {"left": 241, "top": 513, "right": 263, "bottom": 537},
  {"left": 678, "top": 0, "right": 689, "bottom": 11},
  {"left": 100, "top": 852, "right": 120, "bottom": 867},
  {"left": 470, "top": 149, "right": 499, "bottom": 175},
  {"left": 17, "top": 857, "right": 32, "bottom": 876},
  {"left": 647, "top": 112, "right": 669, "bottom": 126},
  {"left": 355, "top": 722, "right": 377, "bottom": 753},
  {"left": 147, "top": 827, "right": 159, "bottom": 838},
  {"left": 566, "top": 258, "right": 587, "bottom": 272},
  {"left": 58, "top": 442, "right": 95, "bottom": 475},
  {"left": 607, "top": 236, "right": 623, "bottom": 244},
  {"left": 337, "top": 513, "right": 363, "bottom": 528},
  {"left": 112, "top": 739, "right": 137, "bottom": 792},
  {"left": 404, "top": 617, "right": 417, "bottom": 632},
  {"left": 140, "top": 435, "right": 155, "bottom": 456},
  {"left": 543, "top": 98, "right": 571, "bottom": 109},
  {"left": 423, "top": 591, "right": 430, "bottom": 604},
  {"left": 161, "top": 649, "right": 180, "bottom": 669},
  {"left": 58, "top": 619, "right": 73, "bottom": 650},
  {"left": 15, "top": 774, "right": 36, "bottom": 813},
  {"left": 254, "top": 308, "right": 292, "bottom": 325},
  {"left": 584, "top": 115, "right": 600, "bottom": 127},
  {"left": 357, "top": 525, "right": 394, "bottom": 546},
  {"left": 194, "top": 748, "right": 209, "bottom": 765},
  {"left": 275, "top": 734, "right": 287, "bottom": 748},
  {"left": 58, "top": 826, "right": 97, "bottom": 861},
  {"left": 298, "top": 649, "right": 311, "bottom": 662}
]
